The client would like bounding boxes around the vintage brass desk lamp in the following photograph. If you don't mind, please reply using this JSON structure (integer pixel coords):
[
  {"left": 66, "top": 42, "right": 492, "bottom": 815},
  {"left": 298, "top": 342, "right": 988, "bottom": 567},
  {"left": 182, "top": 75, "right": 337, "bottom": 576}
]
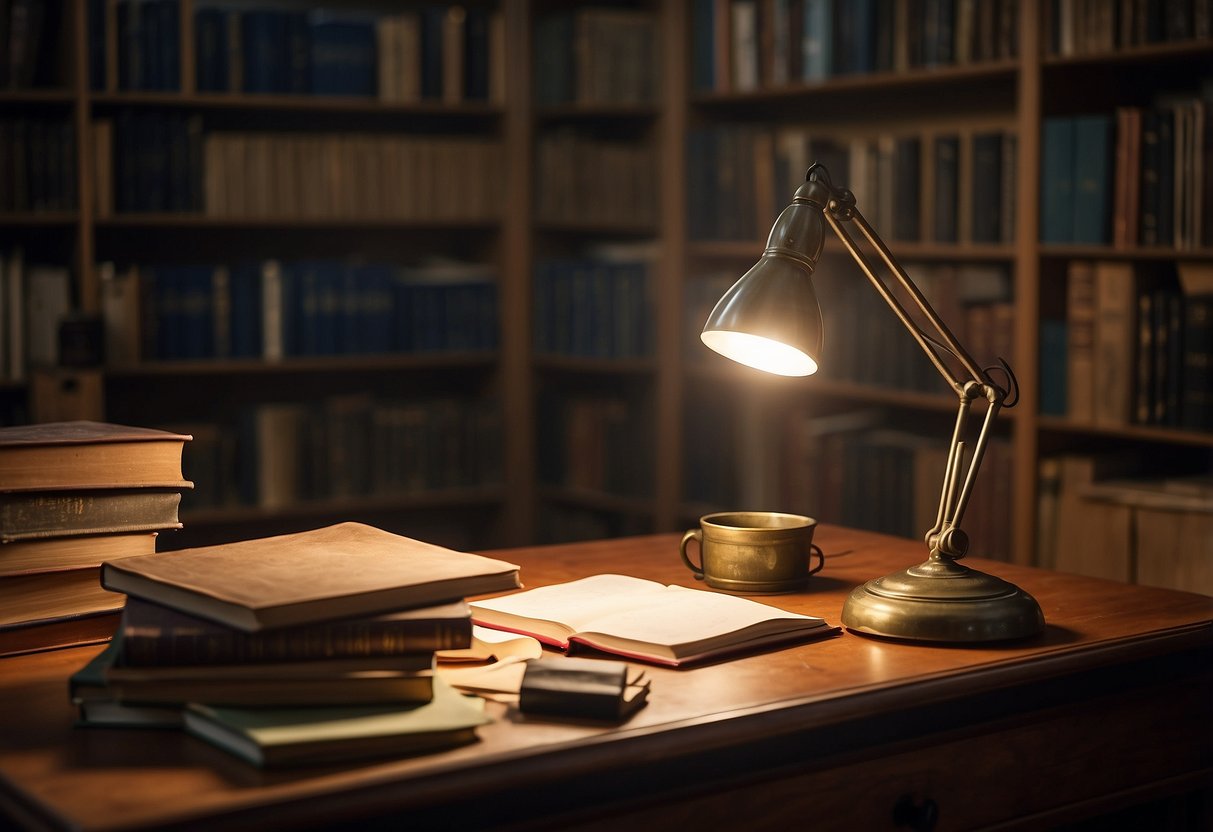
[{"left": 701, "top": 163, "right": 1044, "bottom": 642}]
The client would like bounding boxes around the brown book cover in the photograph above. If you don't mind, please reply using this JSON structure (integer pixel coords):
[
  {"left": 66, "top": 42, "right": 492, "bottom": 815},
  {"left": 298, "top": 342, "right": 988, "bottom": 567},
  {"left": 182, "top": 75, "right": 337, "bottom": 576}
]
[
  {"left": 1, "top": 531, "right": 158, "bottom": 576},
  {"left": 0, "top": 566, "right": 124, "bottom": 627},
  {"left": 1066, "top": 261, "right": 1097, "bottom": 422},
  {"left": 1, "top": 489, "right": 181, "bottom": 542},
  {"left": 117, "top": 596, "right": 472, "bottom": 666},
  {"left": 0, "top": 421, "right": 192, "bottom": 492},
  {"left": 102, "top": 522, "right": 521, "bottom": 632},
  {"left": 1, "top": 608, "right": 119, "bottom": 658}
]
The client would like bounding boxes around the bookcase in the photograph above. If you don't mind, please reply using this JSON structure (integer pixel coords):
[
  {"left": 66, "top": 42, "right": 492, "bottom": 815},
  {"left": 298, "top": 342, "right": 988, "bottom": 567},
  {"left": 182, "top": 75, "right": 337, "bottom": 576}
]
[{"left": 2, "top": 0, "right": 1211, "bottom": 591}]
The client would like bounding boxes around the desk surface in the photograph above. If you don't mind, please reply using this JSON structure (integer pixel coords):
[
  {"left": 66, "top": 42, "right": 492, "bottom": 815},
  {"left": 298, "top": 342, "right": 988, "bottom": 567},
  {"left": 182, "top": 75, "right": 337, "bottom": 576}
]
[{"left": 1, "top": 526, "right": 1211, "bottom": 831}]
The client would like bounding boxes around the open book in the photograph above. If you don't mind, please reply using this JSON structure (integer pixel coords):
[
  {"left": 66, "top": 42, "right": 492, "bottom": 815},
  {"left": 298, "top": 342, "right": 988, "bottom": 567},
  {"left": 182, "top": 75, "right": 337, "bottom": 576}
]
[{"left": 470, "top": 574, "right": 837, "bottom": 667}]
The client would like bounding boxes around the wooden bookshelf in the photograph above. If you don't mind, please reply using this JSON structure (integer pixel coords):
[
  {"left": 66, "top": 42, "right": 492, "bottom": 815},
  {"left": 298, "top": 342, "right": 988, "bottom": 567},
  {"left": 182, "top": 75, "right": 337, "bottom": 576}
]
[{"left": 4, "top": 0, "right": 1211, "bottom": 574}]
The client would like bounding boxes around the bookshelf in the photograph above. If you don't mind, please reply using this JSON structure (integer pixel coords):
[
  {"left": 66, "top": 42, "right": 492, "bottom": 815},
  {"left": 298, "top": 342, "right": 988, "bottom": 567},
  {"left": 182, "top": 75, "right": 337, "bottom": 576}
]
[{"left": 3, "top": 0, "right": 1211, "bottom": 588}]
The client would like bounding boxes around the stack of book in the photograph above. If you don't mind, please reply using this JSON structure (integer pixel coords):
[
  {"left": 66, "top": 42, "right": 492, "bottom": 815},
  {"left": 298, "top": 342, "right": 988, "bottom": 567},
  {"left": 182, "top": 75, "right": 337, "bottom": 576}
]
[
  {"left": 70, "top": 522, "right": 520, "bottom": 767},
  {"left": 0, "top": 421, "right": 192, "bottom": 657}
]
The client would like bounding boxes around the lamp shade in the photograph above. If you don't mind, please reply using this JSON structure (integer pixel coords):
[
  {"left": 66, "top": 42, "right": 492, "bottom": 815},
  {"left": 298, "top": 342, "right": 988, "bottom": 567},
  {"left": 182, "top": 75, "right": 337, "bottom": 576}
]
[{"left": 700, "top": 193, "right": 828, "bottom": 377}]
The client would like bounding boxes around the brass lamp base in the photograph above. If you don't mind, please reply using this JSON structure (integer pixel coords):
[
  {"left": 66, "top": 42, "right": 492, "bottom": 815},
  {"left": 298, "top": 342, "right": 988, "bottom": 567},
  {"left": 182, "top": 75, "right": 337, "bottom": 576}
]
[{"left": 842, "top": 556, "right": 1045, "bottom": 642}]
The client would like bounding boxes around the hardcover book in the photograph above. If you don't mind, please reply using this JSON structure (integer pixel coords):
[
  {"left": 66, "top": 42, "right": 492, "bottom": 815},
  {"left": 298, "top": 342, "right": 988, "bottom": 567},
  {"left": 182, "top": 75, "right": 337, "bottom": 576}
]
[
  {"left": 0, "top": 489, "right": 181, "bottom": 542},
  {"left": 470, "top": 573, "right": 836, "bottom": 667},
  {"left": 183, "top": 675, "right": 489, "bottom": 767},
  {"left": 101, "top": 522, "right": 521, "bottom": 631},
  {"left": 117, "top": 596, "right": 472, "bottom": 666},
  {"left": 1, "top": 531, "right": 157, "bottom": 575},
  {"left": 0, "top": 421, "right": 192, "bottom": 491}
]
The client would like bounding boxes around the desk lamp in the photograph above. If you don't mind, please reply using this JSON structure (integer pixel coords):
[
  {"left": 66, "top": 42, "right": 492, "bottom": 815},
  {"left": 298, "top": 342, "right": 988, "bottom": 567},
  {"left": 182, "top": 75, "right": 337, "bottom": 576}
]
[{"left": 701, "top": 163, "right": 1044, "bottom": 642}]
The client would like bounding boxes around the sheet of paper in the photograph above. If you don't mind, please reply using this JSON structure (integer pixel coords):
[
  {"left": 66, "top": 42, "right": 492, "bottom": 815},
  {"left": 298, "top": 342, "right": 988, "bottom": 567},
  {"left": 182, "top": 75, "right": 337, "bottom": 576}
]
[{"left": 436, "top": 626, "right": 543, "bottom": 663}]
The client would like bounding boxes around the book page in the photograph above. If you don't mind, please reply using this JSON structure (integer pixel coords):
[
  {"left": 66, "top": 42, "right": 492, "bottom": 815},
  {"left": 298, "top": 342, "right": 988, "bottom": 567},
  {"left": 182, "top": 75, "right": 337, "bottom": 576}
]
[
  {"left": 471, "top": 574, "right": 670, "bottom": 635},
  {"left": 577, "top": 584, "right": 822, "bottom": 649}
]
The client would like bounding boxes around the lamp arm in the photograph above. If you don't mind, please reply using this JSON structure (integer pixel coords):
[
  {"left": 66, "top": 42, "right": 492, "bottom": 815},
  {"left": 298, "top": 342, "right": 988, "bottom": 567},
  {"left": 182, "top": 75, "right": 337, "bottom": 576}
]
[{"left": 815, "top": 182, "right": 1006, "bottom": 560}]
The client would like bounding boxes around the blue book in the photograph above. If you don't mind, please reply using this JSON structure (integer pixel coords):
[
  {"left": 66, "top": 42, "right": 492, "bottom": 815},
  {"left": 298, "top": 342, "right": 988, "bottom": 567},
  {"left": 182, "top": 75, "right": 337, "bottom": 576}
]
[
  {"left": 1038, "top": 319, "right": 1068, "bottom": 416},
  {"left": 242, "top": 10, "right": 289, "bottom": 93},
  {"left": 195, "top": 9, "right": 228, "bottom": 91},
  {"left": 691, "top": 0, "right": 717, "bottom": 91},
  {"left": 1040, "top": 116, "right": 1075, "bottom": 243},
  {"left": 88, "top": 0, "right": 107, "bottom": 90},
  {"left": 315, "top": 262, "right": 342, "bottom": 355},
  {"left": 229, "top": 262, "right": 264, "bottom": 358},
  {"left": 1071, "top": 114, "right": 1112, "bottom": 245},
  {"left": 420, "top": 6, "right": 445, "bottom": 99},
  {"left": 463, "top": 6, "right": 490, "bottom": 100},
  {"left": 848, "top": 0, "right": 876, "bottom": 74},
  {"left": 803, "top": 0, "right": 832, "bottom": 80},
  {"left": 286, "top": 13, "right": 310, "bottom": 93},
  {"left": 309, "top": 17, "right": 376, "bottom": 96},
  {"left": 160, "top": 0, "right": 181, "bottom": 91},
  {"left": 180, "top": 265, "right": 214, "bottom": 360}
]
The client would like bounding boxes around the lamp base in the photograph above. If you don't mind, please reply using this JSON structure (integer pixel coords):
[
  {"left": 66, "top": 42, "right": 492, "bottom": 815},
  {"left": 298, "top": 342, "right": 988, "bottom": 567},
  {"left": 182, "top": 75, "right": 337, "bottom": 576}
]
[{"left": 841, "top": 556, "right": 1044, "bottom": 643}]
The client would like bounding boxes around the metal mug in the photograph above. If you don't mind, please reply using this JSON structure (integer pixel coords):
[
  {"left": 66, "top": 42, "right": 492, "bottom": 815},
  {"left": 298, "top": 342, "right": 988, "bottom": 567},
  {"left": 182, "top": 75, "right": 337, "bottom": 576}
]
[{"left": 680, "top": 511, "right": 824, "bottom": 594}]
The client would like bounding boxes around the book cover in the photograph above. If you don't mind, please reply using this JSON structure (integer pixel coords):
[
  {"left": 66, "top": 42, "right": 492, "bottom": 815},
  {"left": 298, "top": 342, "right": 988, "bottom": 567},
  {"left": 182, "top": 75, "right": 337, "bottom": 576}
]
[
  {"left": 970, "top": 130, "right": 1003, "bottom": 243},
  {"left": 183, "top": 675, "right": 488, "bottom": 767},
  {"left": 117, "top": 596, "right": 472, "bottom": 666},
  {"left": 471, "top": 573, "right": 835, "bottom": 667},
  {"left": 932, "top": 134, "right": 959, "bottom": 243},
  {"left": 0, "top": 487, "right": 179, "bottom": 543},
  {"left": 105, "top": 655, "right": 436, "bottom": 707},
  {"left": 1, "top": 531, "right": 158, "bottom": 574},
  {"left": 101, "top": 522, "right": 520, "bottom": 632},
  {"left": 1072, "top": 114, "right": 1113, "bottom": 244},
  {"left": 1092, "top": 260, "right": 1136, "bottom": 426},
  {"left": 1066, "top": 260, "right": 1097, "bottom": 422},
  {"left": 0, "top": 421, "right": 192, "bottom": 491},
  {"left": 1040, "top": 116, "right": 1075, "bottom": 243}
]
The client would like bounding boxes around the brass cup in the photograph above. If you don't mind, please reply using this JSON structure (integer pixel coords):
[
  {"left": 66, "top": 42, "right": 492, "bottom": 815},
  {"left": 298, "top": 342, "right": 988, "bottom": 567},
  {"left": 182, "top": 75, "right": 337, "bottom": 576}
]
[{"left": 680, "top": 511, "right": 824, "bottom": 594}]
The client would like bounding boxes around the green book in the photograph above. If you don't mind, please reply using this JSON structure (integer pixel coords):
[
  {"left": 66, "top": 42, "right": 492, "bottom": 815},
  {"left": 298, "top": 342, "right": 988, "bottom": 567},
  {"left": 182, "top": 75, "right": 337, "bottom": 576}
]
[{"left": 183, "top": 676, "right": 490, "bottom": 767}]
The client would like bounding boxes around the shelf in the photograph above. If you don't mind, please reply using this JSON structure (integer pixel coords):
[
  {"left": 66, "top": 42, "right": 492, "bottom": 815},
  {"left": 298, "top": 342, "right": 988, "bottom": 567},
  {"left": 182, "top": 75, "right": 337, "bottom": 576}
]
[
  {"left": 690, "top": 60, "right": 1019, "bottom": 107},
  {"left": 534, "top": 220, "right": 658, "bottom": 236},
  {"left": 0, "top": 89, "right": 74, "bottom": 105},
  {"left": 1039, "top": 244, "right": 1213, "bottom": 262},
  {"left": 181, "top": 486, "right": 508, "bottom": 527},
  {"left": 89, "top": 91, "right": 504, "bottom": 118},
  {"left": 1037, "top": 416, "right": 1213, "bottom": 449},
  {"left": 684, "top": 363, "right": 1019, "bottom": 417},
  {"left": 104, "top": 352, "right": 499, "bottom": 378},
  {"left": 1042, "top": 38, "right": 1213, "bottom": 68},
  {"left": 535, "top": 103, "right": 660, "bottom": 122},
  {"left": 0, "top": 212, "right": 78, "bottom": 227},
  {"left": 688, "top": 239, "right": 1017, "bottom": 262},
  {"left": 533, "top": 354, "right": 657, "bottom": 375},
  {"left": 94, "top": 214, "right": 501, "bottom": 231},
  {"left": 538, "top": 485, "right": 656, "bottom": 517}
]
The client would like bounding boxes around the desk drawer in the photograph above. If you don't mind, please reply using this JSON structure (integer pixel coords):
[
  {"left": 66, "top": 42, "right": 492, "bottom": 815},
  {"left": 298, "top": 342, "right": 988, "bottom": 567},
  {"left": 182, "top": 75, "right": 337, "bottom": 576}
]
[{"left": 565, "top": 679, "right": 1212, "bottom": 831}]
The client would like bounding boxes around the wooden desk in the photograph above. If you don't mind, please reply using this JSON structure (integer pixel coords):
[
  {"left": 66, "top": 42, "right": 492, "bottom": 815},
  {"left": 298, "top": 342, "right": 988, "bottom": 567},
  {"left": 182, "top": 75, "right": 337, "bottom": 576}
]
[{"left": 1, "top": 526, "right": 1211, "bottom": 831}]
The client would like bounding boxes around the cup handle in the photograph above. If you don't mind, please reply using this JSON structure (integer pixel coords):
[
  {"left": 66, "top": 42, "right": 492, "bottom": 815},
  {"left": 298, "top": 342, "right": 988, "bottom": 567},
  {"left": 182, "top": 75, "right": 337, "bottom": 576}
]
[
  {"left": 680, "top": 529, "right": 705, "bottom": 580},
  {"left": 807, "top": 543, "right": 825, "bottom": 576}
]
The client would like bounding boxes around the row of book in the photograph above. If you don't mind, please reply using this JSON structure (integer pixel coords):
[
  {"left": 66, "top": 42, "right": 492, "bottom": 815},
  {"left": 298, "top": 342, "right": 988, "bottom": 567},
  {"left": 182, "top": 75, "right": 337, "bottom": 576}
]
[
  {"left": 536, "top": 389, "right": 653, "bottom": 500},
  {"left": 1041, "top": 98, "right": 1213, "bottom": 249},
  {"left": 0, "top": 421, "right": 192, "bottom": 658},
  {"left": 87, "top": 1, "right": 502, "bottom": 102},
  {"left": 101, "top": 258, "right": 498, "bottom": 365},
  {"left": 2, "top": 0, "right": 58, "bottom": 88},
  {"left": 533, "top": 7, "right": 657, "bottom": 106},
  {"left": 687, "top": 124, "right": 1017, "bottom": 245},
  {"left": 0, "top": 248, "right": 71, "bottom": 382},
  {"left": 1044, "top": 260, "right": 1213, "bottom": 431},
  {"left": 94, "top": 113, "right": 503, "bottom": 219},
  {"left": 534, "top": 129, "right": 658, "bottom": 228},
  {"left": 682, "top": 402, "right": 1014, "bottom": 561},
  {"left": 179, "top": 395, "right": 503, "bottom": 512},
  {"left": 0, "top": 117, "right": 76, "bottom": 213},
  {"left": 532, "top": 257, "right": 653, "bottom": 360},
  {"left": 692, "top": 0, "right": 1020, "bottom": 93},
  {"left": 1038, "top": 452, "right": 1212, "bottom": 597},
  {"left": 1045, "top": 0, "right": 1213, "bottom": 57},
  {"left": 68, "top": 519, "right": 516, "bottom": 765}
]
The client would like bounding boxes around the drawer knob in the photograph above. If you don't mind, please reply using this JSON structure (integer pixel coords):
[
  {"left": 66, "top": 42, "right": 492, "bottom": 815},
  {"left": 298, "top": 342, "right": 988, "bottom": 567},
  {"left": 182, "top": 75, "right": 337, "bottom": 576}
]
[{"left": 893, "top": 795, "right": 939, "bottom": 831}]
